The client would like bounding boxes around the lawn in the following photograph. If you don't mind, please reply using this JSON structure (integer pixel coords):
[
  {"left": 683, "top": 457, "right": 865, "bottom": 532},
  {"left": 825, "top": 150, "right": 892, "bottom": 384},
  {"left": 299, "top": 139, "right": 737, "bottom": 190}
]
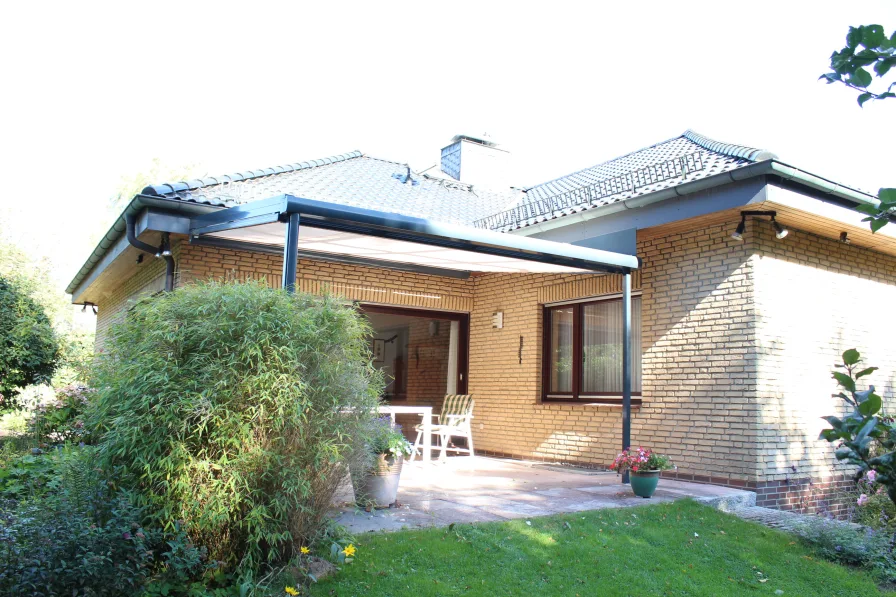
[{"left": 310, "top": 500, "right": 887, "bottom": 597}]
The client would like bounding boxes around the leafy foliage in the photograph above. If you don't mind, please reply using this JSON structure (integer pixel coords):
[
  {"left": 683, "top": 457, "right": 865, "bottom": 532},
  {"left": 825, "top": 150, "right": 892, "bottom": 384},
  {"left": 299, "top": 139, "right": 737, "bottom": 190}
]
[
  {"left": 29, "top": 383, "right": 92, "bottom": 445},
  {"left": 854, "top": 469, "right": 896, "bottom": 530},
  {"left": 365, "top": 417, "right": 413, "bottom": 458},
  {"left": 821, "top": 25, "right": 896, "bottom": 106},
  {"left": 0, "top": 445, "right": 210, "bottom": 596},
  {"left": 821, "top": 25, "right": 896, "bottom": 233},
  {"left": 88, "top": 281, "right": 382, "bottom": 575},
  {"left": 819, "top": 349, "right": 896, "bottom": 507},
  {"left": 0, "top": 276, "right": 59, "bottom": 409},
  {"left": 793, "top": 516, "right": 896, "bottom": 583},
  {"left": 0, "top": 217, "right": 94, "bottom": 390}
]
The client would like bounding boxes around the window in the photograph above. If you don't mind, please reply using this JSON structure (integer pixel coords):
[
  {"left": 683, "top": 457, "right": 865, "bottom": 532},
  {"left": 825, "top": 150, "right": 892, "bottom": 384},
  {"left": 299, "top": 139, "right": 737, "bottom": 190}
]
[{"left": 543, "top": 295, "right": 641, "bottom": 403}]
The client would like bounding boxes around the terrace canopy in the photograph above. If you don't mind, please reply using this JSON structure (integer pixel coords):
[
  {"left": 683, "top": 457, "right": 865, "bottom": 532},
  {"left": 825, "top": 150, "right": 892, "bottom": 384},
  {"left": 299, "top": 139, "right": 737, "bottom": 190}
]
[{"left": 187, "top": 193, "right": 640, "bottom": 478}]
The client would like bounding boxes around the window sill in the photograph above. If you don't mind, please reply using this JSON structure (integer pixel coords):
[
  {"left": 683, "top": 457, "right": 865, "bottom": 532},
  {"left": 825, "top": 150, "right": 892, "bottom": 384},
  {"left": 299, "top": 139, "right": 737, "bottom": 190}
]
[{"left": 540, "top": 399, "right": 642, "bottom": 409}]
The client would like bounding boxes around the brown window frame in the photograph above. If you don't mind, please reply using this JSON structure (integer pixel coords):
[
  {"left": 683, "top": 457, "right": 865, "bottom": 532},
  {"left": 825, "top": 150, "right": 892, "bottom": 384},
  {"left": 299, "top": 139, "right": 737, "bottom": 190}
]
[
  {"left": 541, "top": 296, "right": 642, "bottom": 405},
  {"left": 358, "top": 304, "right": 469, "bottom": 395}
]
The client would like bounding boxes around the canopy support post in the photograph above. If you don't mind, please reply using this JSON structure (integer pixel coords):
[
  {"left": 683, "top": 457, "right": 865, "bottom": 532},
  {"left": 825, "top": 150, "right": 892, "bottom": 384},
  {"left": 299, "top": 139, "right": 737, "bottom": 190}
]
[
  {"left": 282, "top": 213, "right": 300, "bottom": 293},
  {"left": 621, "top": 269, "right": 632, "bottom": 484}
]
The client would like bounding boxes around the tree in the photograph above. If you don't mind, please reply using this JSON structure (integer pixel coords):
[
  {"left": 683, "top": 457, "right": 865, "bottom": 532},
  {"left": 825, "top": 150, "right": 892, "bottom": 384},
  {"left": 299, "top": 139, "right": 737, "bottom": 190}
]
[
  {"left": 0, "top": 276, "right": 59, "bottom": 409},
  {"left": 821, "top": 24, "right": 896, "bottom": 232},
  {"left": 0, "top": 215, "right": 93, "bottom": 387}
]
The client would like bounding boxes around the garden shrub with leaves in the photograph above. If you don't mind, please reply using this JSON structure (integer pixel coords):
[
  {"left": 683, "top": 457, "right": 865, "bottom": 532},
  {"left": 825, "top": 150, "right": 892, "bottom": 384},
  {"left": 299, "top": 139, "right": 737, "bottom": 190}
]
[
  {"left": 0, "top": 444, "right": 210, "bottom": 596},
  {"left": 29, "top": 383, "right": 92, "bottom": 445},
  {"left": 0, "top": 444, "right": 97, "bottom": 501},
  {"left": 0, "top": 276, "right": 59, "bottom": 410},
  {"left": 87, "top": 281, "right": 382, "bottom": 577},
  {"left": 793, "top": 516, "right": 896, "bottom": 583},
  {"left": 819, "top": 349, "right": 896, "bottom": 505}
]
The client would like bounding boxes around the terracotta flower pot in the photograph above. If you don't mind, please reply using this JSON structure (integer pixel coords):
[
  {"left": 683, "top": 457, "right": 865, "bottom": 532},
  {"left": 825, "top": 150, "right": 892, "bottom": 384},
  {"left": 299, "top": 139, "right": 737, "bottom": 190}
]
[
  {"left": 629, "top": 470, "right": 661, "bottom": 498},
  {"left": 354, "top": 454, "right": 404, "bottom": 508}
]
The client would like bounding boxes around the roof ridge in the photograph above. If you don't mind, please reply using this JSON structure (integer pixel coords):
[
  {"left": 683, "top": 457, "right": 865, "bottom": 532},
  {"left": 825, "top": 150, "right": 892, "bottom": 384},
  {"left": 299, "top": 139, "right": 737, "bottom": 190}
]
[
  {"left": 523, "top": 132, "right": 692, "bottom": 192},
  {"left": 524, "top": 130, "right": 776, "bottom": 193},
  {"left": 682, "top": 130, "right": 777, "bottom": 162},
  {"left": 140, "top": 150, "right": 364, "bottom": 197}
]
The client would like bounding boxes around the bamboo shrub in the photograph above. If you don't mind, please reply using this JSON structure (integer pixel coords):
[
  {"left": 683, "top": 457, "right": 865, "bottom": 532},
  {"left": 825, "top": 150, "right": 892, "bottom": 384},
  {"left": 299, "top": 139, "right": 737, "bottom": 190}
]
[{"left": 88, "top": 281, "right": 382, "bottom": 574}]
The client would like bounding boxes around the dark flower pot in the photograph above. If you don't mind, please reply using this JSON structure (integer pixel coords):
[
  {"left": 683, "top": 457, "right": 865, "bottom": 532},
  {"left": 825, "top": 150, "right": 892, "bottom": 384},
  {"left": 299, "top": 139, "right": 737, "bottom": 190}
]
[
  {"left": 630, "top": 470, "right": 661, "bottom": 498},
  {"left": 354, "top": 454, "right": 404, "bottom": 508}
]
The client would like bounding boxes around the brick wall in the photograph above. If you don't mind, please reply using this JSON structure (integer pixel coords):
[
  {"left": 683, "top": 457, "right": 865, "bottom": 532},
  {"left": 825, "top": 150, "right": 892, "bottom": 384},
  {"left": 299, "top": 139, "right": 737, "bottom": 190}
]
[
  {"left": 405, "top": 318, "right": 450, "bottom": 407},
  {"left": 751, "top": 218, "right": 896, "bottom": 511},
  {"left": 90, "top": 220, "right": 896, "bottom": 514},
  {"left": 94, "top": 249, "right": 170, "bottom": 351},
  {"left": 636, "top": 219, "right": 762, "bottom": 483}
]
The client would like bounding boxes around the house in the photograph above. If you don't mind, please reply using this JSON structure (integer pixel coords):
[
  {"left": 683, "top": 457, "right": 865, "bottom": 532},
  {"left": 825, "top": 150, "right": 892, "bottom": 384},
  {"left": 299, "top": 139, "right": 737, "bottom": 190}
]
[{"left": 68, "top": 130, "right": 896, "bottom": 514}]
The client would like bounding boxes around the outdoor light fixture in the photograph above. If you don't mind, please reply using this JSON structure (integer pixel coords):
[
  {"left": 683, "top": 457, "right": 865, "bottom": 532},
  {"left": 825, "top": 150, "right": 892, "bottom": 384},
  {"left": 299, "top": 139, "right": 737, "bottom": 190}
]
[
  {"left": 772, "top": 217, "right": 789, "bottom": 239},
  {"left": 840, "top": 231, "right": 850, "bottom": 244},
  {"left": 81, "top": 302, "right": 97, "bottom": 315},
  {"left": 732, "top": 211, "right": 788, "bottom": 241}
]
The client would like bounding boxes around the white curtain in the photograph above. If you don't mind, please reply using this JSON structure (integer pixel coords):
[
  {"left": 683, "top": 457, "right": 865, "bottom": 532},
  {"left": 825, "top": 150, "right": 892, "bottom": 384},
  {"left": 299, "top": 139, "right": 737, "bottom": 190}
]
[
  {"left": 549, "top": 307, "right": 574, "bottom": 393},
  {"left": 582, "top": 297, "right": 641, "bottom": 393}
]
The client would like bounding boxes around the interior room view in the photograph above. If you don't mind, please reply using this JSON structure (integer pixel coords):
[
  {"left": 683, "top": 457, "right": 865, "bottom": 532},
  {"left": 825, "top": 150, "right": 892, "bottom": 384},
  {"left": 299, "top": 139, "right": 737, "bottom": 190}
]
[{"left": 361, "top": 305, "right": 468, "bottom": 445}]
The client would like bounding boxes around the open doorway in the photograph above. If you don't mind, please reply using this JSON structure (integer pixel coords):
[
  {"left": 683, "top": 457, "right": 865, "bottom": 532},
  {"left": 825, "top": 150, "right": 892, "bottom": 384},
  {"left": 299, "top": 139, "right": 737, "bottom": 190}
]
[{"left": 360, "top": 305, "right": 468, "bottom": 411}]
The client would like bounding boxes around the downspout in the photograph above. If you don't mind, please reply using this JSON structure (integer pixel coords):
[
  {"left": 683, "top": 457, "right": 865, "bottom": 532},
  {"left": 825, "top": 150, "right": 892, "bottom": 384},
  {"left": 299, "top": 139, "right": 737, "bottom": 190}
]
[{"left": 125, "top": 213, "right": 175, "bottom": 292}]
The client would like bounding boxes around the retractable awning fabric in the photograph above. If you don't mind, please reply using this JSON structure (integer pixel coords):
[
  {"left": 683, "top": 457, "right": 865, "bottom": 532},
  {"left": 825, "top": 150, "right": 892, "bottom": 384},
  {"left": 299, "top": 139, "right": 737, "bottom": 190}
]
[{"left": 187, "top": 194, "right": 640, "bottom": 281}]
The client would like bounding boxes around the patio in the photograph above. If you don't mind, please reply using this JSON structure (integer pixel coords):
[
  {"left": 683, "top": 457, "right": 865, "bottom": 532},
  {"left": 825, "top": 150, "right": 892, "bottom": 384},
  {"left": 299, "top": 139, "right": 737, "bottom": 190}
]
[{"left": 333, "top": 457, "right": 755, "bottom": 533}]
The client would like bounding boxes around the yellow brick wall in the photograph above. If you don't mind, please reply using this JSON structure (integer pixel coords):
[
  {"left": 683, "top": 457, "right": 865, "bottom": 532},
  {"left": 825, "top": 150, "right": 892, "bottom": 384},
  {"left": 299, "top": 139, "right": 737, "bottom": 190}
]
[
  {"left": 636, "top": 218, "right": 762, "bottom": 482},
  {"left": 90, "top": 220, "right": 896, "bottom": 489},
  {"left": 752, "top": 219, "right": 896, "bottom": 482},
  {"left": 93, "top": 252, "right": 170, "bottom": 351},
  {"left": 176, "top": 243, "right": 474, "bottom": 311}
]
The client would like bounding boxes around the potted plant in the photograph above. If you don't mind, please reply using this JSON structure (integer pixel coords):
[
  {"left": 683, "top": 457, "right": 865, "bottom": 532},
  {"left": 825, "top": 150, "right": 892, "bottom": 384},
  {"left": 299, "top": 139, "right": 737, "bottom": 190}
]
[
  {"left": 354, "top": 416, "right": 414, "bottom": 508},
  {"left": 610, "top": 447, "right": 673, "bottom": 498}
]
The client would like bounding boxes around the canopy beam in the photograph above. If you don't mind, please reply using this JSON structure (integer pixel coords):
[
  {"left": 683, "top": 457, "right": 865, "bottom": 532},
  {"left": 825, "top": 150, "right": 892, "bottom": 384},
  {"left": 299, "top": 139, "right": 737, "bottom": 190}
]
[{"left": 188, "top": 194, "right": 641, "bottom": 275}]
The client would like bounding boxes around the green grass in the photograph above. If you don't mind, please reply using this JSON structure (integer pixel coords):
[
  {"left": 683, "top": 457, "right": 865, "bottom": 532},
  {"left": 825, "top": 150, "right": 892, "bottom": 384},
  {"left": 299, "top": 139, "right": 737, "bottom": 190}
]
[{"left": 310, "top": 500, "right": 888, "bottom": 597}]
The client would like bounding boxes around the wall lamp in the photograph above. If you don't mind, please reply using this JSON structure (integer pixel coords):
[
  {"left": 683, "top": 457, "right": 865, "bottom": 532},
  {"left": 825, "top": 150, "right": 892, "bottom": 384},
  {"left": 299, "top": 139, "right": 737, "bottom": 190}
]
[
  {"left": 81, "top": 302, "right": 98, "bottom": 315},
  {"left": 732, "top": 210, "right": 788, "bottom": 241}
]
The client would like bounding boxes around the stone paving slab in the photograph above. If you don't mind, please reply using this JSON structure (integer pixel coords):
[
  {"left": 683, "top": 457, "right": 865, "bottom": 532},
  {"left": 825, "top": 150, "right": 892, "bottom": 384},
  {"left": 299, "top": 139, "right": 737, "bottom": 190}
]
[{"left": 333, "top": 457, "right": 755, "bottom": 534}]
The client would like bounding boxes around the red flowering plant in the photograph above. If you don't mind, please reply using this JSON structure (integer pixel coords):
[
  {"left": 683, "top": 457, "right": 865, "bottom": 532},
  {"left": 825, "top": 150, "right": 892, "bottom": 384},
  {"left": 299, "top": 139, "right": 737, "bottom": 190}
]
[{"left": 610, "top": 447, "right": 673, "bottom": 475}]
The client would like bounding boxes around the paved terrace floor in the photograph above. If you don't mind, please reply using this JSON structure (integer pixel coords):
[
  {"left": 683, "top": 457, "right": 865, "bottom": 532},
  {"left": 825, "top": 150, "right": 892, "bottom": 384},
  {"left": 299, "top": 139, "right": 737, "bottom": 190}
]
[{"left": 333, "top": 457, "right": 754, "bottom": 533}]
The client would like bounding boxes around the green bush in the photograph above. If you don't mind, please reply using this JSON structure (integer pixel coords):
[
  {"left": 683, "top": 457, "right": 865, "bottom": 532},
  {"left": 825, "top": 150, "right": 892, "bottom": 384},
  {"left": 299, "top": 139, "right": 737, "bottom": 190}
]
[
  {"left": 88, "top": 281, "right": 382, "bottom": 575},
  {"left": 0, "top": 445, "right": 209, "bottom": 596},
  {"left": 793, "top": 517, "right": 896, "bottom": 582},
  {"left": 0, "top": 276, "right": 59, "bottom": 410},
  {"left": 0, "top": 444, "right": 99, "bottom": 501},
  {"left": 30, "top": 383, "right": 92, "bottom": 445}
]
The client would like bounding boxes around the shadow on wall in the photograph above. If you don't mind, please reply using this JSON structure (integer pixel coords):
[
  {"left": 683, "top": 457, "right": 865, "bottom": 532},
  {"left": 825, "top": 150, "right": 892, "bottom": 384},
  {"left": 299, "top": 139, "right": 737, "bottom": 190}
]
[{"left": 752, "top": 223, "right": 896, "bottom": 484}]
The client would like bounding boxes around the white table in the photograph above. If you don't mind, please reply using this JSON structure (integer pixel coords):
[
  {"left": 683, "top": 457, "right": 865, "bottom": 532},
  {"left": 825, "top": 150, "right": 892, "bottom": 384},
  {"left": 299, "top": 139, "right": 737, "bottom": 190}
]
[{"left": 378, "top": 404, "right": 433, "bottom": 462}]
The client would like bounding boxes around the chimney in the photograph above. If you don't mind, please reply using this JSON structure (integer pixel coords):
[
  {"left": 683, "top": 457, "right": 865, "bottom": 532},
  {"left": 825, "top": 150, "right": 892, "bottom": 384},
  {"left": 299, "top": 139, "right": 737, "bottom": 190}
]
[{"left": 439, "top": 133, "right": 511, "bottom": 188}]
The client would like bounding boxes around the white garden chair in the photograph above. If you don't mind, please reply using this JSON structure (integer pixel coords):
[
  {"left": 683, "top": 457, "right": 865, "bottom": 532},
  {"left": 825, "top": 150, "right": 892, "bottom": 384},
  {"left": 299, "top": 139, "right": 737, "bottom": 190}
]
[{"left": 411, "top": 394, "right": 475, "bottom": 461}]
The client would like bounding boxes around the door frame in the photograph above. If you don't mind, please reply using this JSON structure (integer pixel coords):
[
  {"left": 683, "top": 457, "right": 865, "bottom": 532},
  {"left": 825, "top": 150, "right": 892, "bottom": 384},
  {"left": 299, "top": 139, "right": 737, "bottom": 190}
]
[{"left": 359, "top": 304, "right": 470, "bottom": 395}]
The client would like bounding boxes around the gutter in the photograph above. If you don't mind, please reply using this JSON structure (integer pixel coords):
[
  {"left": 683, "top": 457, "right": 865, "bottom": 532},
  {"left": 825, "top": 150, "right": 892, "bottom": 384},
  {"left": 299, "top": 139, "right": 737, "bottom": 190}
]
[
  {"left": 67, "top": 195, "right": 222, "bottom": 296},
  {"left": 511, "top": 160, "right": 880, "bottom": 237}
]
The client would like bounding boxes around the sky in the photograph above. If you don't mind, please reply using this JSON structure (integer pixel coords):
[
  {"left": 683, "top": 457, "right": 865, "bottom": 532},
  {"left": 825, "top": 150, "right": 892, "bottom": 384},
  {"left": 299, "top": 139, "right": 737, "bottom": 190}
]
[{"left": 1, "top": 1, "right": 894, "bottom": 291}]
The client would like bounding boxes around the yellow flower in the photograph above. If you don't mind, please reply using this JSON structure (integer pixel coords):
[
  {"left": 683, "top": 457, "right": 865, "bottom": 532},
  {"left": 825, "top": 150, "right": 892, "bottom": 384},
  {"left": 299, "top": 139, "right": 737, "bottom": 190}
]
[
  {"left": 342, "top": 543, "right": 357, "bottom": 557},
  {"left": 300, "top": 546, "right": 310, "bottom": 555},
  {"left": 285, "top": 587, "right": 299, "bottom": 596}
]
